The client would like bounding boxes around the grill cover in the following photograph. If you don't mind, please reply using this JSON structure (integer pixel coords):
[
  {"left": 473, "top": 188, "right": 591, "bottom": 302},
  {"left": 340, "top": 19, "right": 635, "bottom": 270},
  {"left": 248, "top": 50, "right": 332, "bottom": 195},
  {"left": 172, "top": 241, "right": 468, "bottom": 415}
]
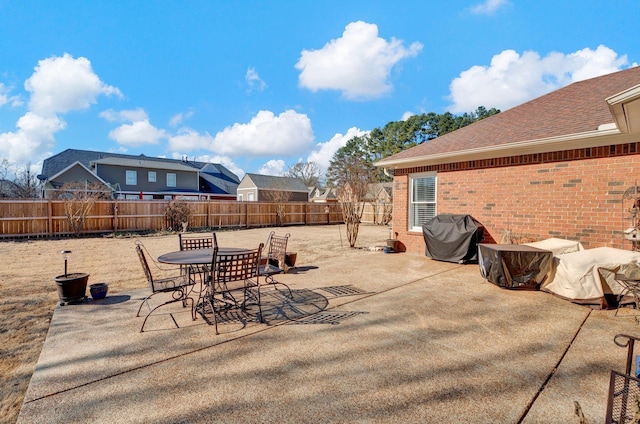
[{"left": 422, "top": 214, "right": 484, "bottom": 263}]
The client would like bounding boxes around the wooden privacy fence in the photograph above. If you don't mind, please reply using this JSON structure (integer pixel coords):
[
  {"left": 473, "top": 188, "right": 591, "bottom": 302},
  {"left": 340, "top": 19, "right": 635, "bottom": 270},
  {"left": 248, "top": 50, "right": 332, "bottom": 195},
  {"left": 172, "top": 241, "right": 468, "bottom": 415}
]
[{"left": 0, "top": 200, "right": 391, "bottom": 238}]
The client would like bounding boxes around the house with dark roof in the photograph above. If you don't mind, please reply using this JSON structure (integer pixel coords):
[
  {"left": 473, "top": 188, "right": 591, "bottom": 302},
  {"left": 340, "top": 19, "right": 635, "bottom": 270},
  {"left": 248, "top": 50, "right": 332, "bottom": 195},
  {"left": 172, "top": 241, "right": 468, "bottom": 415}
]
[
  {"left": 39, "top": 149, "right": 239, "bottom": 200},
  {"left": 376, "top": 66, "right": 640, "bottom": 254},
  {"left": 309, "top": 186, "right": 338, "bottom": 203},
  {"left": 237, "top": 173, "right": 309, "bottom": 202}
]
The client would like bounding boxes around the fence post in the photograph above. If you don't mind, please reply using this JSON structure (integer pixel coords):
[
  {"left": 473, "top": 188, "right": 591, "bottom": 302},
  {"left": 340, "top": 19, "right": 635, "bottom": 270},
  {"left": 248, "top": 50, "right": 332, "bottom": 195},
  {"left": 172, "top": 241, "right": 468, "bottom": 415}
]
[{"left": 47, "top": 200, "right": 53, "bottom": 237}]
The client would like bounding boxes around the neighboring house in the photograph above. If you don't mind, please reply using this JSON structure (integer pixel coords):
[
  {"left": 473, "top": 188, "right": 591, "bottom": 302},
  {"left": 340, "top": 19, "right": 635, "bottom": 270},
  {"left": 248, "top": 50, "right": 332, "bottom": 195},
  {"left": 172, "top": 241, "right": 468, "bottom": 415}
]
[
  {"left": 0, "top": 179, "right": 20, "bottom": 198},
  {"left": 237, "top": 173, "right": 309, "bottom": 202},
  {"left": 39, "top": 149, "right": 239, "bottom": 200},
  {"left": 376, "top": 66, "right": 640, "bottom": 254},
  {"left": 364, "top": 182, "right": 393, "bottom": 204},
  {"left": 308, "top": 186, "right": 338, "bottom": 203}
]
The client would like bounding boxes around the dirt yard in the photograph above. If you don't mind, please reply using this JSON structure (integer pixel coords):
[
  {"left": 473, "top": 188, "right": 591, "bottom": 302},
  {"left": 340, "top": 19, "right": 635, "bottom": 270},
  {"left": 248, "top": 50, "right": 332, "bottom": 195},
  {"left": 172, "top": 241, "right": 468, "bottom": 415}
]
[{"left": 0, "top": 224, "right": 391, "bottom": 424}]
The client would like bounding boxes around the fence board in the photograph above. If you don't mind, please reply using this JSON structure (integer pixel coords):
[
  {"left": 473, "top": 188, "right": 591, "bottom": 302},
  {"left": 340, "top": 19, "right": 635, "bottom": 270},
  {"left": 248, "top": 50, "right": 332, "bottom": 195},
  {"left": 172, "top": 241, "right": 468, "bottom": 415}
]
[{"left": 0, "top": 199, "right": 389, "bottom": 238}]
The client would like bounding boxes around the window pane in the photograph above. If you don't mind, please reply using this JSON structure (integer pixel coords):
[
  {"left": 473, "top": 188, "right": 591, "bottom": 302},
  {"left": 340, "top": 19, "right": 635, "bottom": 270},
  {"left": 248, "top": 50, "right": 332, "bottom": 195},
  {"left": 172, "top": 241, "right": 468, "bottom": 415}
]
[
  {"left": 413, "top": 203, "right": 436, "bottom": 225},
  {"left": 410, "top": 174, "right": 437, "bottom": 229},
  {"left": 412, "top": 177, "right": 435, "bottom": 202},
  {"left": 148, "top": 171, "right": 156, "bottom": 182},
  {"left": 126, "top": 170, "right": 137, "bottom": 185},
  {"left": 167, "top": 173, "right": 176, "bottom": 187}
]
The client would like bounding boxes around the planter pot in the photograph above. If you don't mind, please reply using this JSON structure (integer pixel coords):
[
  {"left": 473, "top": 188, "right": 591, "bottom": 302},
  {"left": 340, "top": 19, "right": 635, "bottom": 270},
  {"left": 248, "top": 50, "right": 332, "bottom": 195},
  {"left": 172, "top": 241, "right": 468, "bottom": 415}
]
[
  {"left": 386, "top": 239, "right": 398, "bottom": 251},
  {"left": 54, "top": 272, "right": 89, "bottom": 305},
  {"left": 285, "top": 252, "right": 297, "bottom": 267},
  {"left": 89, "top": 282, "right": 109, "bottom": 300}
]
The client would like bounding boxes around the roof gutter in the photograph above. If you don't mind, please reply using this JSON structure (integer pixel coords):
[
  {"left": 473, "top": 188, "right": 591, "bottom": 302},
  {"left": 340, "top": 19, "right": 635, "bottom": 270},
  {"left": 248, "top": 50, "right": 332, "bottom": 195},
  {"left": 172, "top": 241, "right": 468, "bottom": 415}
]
[{"left": 375, "top": 126, "right": 638, "bottom": 170}]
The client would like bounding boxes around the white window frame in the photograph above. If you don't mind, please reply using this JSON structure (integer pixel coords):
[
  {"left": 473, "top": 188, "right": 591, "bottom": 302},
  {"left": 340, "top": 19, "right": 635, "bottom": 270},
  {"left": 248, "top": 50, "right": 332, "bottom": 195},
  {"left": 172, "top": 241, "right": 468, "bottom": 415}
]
[
  {"left": 166, "top": 173, "right": 177, "bottom": 187},
  {"left": 148, "top": 171, "right": 156, "bottom": 183},
  {"left": 125, "top": 170, "right": 137, "bottom": 186},
  {"left": 409, "top": 172, "right": 437, "bottom": 231},
  {"left": 248, "top": 192, "right": 254, "bottom": 201}
]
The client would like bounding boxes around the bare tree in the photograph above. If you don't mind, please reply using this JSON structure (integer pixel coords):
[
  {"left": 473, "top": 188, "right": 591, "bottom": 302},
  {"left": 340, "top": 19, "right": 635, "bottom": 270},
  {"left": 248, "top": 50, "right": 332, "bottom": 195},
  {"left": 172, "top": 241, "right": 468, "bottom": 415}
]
[
  {"left": 262, "top": 182, "right": 293, "bottom": 226},
  {"left": 286, "top": 161, "right": 322, "bottom": 187},
  {"left": 327, "top": 137, "right": 377, "bottom": 247},
  {"left": 12, "top": 163, "right": 40, "bottom": 198},
  {"left": 165, "top": 200, "right": 192, "bottom": 231},
  {"left": 53, "top": 181, "right": 111, "bottom": 236}
]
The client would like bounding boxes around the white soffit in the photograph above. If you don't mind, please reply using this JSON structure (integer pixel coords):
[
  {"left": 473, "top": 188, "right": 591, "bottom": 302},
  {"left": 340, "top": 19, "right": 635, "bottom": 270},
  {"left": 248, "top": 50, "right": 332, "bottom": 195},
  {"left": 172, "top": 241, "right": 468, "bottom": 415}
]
[{"left": 607, "top": 84, "right": 640, "bottom": 134}]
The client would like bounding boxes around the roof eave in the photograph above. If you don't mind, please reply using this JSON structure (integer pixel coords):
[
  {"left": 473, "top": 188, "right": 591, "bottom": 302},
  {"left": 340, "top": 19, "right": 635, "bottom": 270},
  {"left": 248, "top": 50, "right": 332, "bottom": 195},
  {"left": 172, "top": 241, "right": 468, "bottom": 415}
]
[{"left": 375, "top": 128, "right": 638, "bottom": 169}]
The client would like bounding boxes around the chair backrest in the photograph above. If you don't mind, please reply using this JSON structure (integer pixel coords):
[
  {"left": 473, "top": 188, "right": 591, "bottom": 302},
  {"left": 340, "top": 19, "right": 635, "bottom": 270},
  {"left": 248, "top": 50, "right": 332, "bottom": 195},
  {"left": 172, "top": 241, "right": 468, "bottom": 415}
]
[
  {"left": 135, "top": 244, "right": 154, "bottom": 288},
  {"left": 179, "top": 232, "right": 217, "bottom": 250},
  {"left": 211, "top": 243, "right": 263, "bottom": 291},
  {"left": 267, "top": 232, "right": 289, "bottom": 264}
]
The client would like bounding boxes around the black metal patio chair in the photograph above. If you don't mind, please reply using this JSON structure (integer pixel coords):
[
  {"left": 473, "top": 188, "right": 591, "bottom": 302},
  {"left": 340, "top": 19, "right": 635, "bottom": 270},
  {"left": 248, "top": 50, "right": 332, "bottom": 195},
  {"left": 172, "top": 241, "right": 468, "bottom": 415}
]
[{"left": 135, "top": 242, "right": 196, "bottom": 332}]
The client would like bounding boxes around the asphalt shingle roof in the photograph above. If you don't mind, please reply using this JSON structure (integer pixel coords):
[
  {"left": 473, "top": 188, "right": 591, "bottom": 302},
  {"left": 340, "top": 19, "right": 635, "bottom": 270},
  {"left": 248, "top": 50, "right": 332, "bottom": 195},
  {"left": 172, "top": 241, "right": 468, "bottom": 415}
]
[{"left": 382, "top": 66, "right": 640, "bottom": 163}]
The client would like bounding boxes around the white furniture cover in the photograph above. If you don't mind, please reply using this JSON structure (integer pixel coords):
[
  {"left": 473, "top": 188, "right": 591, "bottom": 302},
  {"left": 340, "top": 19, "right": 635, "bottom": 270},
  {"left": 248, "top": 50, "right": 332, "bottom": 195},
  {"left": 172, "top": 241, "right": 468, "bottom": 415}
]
[{"left": 540, "top": 247, "right": 640, "bottom": 308}]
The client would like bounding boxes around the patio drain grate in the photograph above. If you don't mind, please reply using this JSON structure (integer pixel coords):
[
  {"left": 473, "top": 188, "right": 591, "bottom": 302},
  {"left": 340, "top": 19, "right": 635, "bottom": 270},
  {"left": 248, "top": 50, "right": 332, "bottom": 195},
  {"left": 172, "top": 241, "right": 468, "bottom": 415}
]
[
  {"left": 317, "top": 285, "right": 371, "bottom": 298},
  {"left": 288, "top": 311, "right": 367, "bottom": 325}
]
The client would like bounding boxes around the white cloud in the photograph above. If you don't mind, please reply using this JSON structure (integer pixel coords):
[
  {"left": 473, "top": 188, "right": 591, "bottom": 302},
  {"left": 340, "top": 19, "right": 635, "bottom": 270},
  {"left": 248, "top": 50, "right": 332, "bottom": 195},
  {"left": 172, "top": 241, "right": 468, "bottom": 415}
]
[
  {"left": 0, "top": 112, "right": 65, "bottom": 164},
  {"left": 100, "top": 108, "right": 148, "bottom": 122},
  {"left": 0, "top": 54, "right": 119, "bottom": 166},
  {"left": 447, "top": 45, "right": 630, "bottom": 113},
  {"left": 401, "top": 111, "right": 415, "bottom": 121},
  {"left": 25, "top": 53, "right": 121, "bottom": 117},
  {"left": 169, "top": 109, "right": 194, "bottom": 127},
  {"left": 258, "top": 159, "right": 286, "bottom": 176},
  {"left": 108, "top": 120, "right": 167, "bottom": 147},
  {"left": 307, "top": 127, "right": 369, "bottom": 170},
  {"left": 0, "top": 83, "right": 9, "bottom": 107},
  {"left": 211, "top": 109, "right": 314, "bottom": 156},
  {"left": 295, "top": 21, "right": 423, "bottom": 100},
  {"left": 469, "top": 0, "right": 510, "bottom": 15},
  {"left": 246, "top": 68, "right": 267, "bottom": 92},
  {"left": 168, "top": 128, "right": 213, "bottom": 151}
]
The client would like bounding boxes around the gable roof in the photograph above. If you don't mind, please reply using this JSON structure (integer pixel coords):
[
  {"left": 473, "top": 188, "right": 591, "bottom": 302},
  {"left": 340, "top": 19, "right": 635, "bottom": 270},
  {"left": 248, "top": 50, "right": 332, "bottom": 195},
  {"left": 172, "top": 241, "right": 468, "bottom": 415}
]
[
  {"left": 241, "top": 173, "right": 309, "bottom": 192},
  {"left": 41, "top": 149, "right": 239, "bottom": 184},
  {"left": 377, "top": 66, "right": 640, "bottom": 169}
]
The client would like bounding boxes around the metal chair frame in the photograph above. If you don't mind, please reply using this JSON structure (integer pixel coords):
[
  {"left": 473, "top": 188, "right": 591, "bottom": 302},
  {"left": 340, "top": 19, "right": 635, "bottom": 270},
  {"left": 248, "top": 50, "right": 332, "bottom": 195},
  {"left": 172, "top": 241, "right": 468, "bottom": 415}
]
[
  {"left": 615, "top": 273, "right": 640, "bottom": 317},
  {"left": 202, "top": 243, "right": 263, "bottom": 334},
  {"left": 606, "top": 334, "right": 640, "bottom": 423},
  {"left": 178, "top": 232, "right": 218, "bottom": 284},
  {"left": 263, "top": 231, "right": 290, "bottom": 272},
  {"left": 135, "top": 242, "right": 196, "bottom": 332}
]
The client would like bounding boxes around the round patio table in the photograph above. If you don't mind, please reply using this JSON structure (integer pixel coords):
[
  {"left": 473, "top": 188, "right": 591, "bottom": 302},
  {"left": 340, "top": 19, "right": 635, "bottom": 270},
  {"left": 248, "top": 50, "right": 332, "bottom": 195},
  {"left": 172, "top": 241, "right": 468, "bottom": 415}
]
[{"left": 157, "top": 247, "right": 250, "bottom": 265}]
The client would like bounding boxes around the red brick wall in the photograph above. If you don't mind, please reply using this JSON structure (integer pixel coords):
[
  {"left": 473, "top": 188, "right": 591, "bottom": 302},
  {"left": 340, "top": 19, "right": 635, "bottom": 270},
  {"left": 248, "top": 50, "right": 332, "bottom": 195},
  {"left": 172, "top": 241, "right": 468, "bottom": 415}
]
[{"left": 392, "top": 143, "right": 640, "bottom": 255}]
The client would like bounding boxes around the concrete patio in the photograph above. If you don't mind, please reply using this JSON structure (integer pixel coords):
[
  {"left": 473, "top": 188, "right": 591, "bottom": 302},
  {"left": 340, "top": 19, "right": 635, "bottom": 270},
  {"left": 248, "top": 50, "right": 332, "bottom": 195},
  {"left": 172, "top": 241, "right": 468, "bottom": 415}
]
[{"left": 16, "top": 236, "right": 640, "bottom": 423}]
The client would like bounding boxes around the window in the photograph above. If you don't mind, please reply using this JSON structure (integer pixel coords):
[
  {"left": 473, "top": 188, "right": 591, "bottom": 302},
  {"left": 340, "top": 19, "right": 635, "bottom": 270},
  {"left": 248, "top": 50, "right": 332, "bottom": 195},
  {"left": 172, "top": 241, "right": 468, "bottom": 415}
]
[
  {"left": 409, "top": 173, "right": 437, "bottom": 231},
  {"left": 126, "top": 170, "right": 137, "bottom": 185},
  {"left": 148, "top": 171, "right": 156, "bottom": 182},
  {"left": 166, "top": 173, "right": 176, "bottom": 187},
  {"left": 237, "top": 194, "right": 243, "bottom": 201},
  {"left": 248, "top": 192, "right": 254, "bottom": 201}
]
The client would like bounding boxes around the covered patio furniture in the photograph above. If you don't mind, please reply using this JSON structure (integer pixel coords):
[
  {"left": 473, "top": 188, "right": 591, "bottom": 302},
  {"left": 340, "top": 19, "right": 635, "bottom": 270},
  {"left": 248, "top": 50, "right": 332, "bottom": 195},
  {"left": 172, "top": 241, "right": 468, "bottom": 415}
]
[
  {"left": 478, "top": 243, "right": 554, "bottom": 290},
  {"left": 135, "top": 242, "right": 196, "bottom": 332},
  {"left": 422, "top": 214, "right": 484, "bottom": 263},
  {"left": 541, "top": 247, "right": 640, "bottom": 309},
  {"left": 202, "top": 243, "right": 263, "bottom": 334}
]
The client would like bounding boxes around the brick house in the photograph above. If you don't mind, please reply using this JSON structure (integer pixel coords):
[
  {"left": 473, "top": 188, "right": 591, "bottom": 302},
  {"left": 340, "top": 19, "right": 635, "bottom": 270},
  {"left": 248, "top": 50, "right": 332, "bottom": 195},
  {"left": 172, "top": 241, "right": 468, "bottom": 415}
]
[{"left": 375, "top": 66, "right": 640, "bottom": 255}]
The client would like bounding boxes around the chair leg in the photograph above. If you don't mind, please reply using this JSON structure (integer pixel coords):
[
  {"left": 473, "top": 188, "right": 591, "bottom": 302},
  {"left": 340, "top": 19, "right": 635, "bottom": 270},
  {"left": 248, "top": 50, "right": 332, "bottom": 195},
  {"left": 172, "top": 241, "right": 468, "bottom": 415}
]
[{"left": 140, "top": 296, "right": 193, "bottom": 332}]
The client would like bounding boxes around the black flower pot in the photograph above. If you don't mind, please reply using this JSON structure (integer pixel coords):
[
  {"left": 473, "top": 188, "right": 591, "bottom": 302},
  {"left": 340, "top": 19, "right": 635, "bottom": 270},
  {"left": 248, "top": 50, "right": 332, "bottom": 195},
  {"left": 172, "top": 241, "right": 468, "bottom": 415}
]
[{"left": 54, "top": 273, "right": 90, "bottom": 305}]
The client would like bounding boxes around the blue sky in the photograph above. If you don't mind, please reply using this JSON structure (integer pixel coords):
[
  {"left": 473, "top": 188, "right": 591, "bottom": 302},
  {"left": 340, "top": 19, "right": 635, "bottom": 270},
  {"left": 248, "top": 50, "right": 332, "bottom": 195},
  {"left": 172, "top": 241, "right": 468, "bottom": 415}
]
[{"left": 1, "top": 0, "right": 639, "bottom": 180}]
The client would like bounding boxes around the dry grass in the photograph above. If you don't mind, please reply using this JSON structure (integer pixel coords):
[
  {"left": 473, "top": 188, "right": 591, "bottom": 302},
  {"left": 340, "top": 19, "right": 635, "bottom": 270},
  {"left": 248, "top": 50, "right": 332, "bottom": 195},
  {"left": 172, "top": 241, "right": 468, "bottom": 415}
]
[{"left": 0, "top": 224, "right": 389, "bottom": 424}]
